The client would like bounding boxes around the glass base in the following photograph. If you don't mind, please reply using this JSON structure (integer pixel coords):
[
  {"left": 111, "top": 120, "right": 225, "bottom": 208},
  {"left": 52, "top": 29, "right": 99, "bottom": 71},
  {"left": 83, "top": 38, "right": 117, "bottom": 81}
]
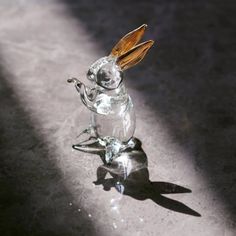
[{"left": 72, "top": 128, "right": 136, "bottom": 163}]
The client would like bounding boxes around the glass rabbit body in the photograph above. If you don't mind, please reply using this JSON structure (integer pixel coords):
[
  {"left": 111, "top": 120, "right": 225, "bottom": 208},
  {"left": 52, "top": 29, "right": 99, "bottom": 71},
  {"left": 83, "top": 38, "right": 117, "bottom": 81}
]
[
  {"left": 91, "top": 79, "right": 136, "bottom": 144},
  {"left": 68, "top": 24, "right": 154, "bottom": 163},
  {"left": 69, "top": 56, "right": 136, "bottom": 162}
]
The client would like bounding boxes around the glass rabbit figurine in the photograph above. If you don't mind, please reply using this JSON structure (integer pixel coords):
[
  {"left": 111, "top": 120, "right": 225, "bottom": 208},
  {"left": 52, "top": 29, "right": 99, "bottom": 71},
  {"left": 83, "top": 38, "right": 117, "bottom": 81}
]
[{"left": 67, "top": 24, "right": 154, "bottom": 163}]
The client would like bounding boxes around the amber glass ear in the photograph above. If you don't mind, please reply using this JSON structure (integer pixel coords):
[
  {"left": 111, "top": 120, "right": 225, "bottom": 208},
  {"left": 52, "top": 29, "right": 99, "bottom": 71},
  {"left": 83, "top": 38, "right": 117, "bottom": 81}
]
[
  {"left": 116, "top": 40, "right": 154, "bottom": 70},
  {"left": 110, "top": 24, "right": 147, "bottom": 57}
]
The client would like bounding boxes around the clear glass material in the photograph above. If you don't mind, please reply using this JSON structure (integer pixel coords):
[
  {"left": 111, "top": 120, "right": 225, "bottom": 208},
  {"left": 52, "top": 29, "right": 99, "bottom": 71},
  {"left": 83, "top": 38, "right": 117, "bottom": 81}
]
[
  {"left": 67, "top": 24, "right": 154, "bottom": 163},
  {"left": 68, "top": 56, "right": 136, "bottom": 163}
]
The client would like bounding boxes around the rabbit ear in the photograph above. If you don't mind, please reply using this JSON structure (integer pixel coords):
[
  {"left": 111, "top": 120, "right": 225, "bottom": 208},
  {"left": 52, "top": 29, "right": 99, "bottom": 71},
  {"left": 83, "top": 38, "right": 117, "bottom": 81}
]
[
  {"left": 110, "top": 24, "right": 147, "bottom": 57},
  {"left": 116, "top": 40, "right": 154, "bottom": 70}
]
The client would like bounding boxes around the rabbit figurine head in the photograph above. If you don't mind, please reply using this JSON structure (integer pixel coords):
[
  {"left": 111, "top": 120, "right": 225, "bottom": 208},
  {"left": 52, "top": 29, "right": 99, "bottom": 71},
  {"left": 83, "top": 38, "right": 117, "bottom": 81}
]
[{"left": 86, "top": 24, "right": 154, "bottom": 90}]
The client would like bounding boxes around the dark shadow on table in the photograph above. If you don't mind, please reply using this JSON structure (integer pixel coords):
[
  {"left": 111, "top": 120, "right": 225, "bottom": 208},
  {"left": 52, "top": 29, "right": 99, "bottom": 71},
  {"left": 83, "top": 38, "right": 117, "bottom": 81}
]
[
  {"left": 0, "top": 61, "right": 95, "bottom": 236},
  {"left": 62, "top": 0, "right": 236, "bottom": 220},
  {"left": 76, "top": 137, "right": 201, "bottom": 216}
]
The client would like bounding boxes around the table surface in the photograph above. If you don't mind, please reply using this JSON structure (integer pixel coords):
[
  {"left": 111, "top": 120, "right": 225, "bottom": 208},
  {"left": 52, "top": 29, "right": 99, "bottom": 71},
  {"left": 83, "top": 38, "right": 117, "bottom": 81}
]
[{"left": 0, "top": 1, "right": 235, "bottom": 235}]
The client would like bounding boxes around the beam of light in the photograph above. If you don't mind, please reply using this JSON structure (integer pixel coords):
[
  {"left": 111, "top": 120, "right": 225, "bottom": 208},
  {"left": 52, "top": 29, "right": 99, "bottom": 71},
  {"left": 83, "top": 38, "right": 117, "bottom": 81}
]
[{"left": 0, "top": 0, "right": 233, "bottom": 235}]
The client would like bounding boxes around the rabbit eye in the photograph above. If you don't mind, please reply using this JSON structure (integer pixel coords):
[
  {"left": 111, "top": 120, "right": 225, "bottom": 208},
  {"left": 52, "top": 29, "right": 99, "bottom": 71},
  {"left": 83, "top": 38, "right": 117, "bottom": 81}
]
[{"left": 87, "top": 70, "right": 95, "bottom": 80}]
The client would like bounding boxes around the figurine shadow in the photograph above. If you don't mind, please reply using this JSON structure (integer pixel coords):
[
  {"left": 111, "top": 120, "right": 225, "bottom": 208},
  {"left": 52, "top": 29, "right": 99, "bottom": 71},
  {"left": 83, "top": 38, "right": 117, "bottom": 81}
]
[{"left": 75, "top": 137, "right": 201, "bottom": 217}]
